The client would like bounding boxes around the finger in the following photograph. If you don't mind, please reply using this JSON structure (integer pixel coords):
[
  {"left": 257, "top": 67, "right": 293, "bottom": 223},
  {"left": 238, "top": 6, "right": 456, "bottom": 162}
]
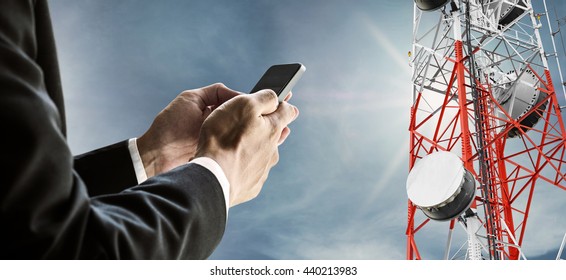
[
  {"left": 268, "top": 101, "right": 299, "bottom": 130},
  {"left": 271, "top": 149, "right": 280, "bottom": 167},
  {"left": 199, "top": 83, "right": 242, "bottom": 108},
  {"left": 250, "top": 89, "right": 279, "bottom": 115},
  {"left": 278, "top": 127, "right": 291, "bottom": 145},
  {"left": 284, "top": 91, "right": 293, "bottom": 102}
]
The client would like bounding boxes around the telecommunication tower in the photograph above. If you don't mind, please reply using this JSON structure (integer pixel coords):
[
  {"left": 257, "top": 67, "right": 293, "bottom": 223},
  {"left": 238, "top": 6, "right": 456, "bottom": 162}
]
[{"left": 406, "top": 0, "right": 566, "bottom": 260}]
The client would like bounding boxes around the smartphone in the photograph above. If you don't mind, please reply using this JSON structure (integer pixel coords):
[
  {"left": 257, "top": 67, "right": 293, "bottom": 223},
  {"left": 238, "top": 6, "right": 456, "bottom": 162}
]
[{"left": 250, "top": 63, "right": 306, "bottom": 102}]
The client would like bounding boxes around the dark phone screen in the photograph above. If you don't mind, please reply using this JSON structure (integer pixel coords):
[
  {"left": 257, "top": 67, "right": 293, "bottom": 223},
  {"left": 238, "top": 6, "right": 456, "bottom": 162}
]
[{"left": 250, "top": 64, "right": 302, "bottom": 95}]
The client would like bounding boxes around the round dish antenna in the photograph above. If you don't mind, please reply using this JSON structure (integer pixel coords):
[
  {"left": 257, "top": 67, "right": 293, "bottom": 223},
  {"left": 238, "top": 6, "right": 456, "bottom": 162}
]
[
  {"left": 495, "top": 69, "right": 548, "bottom": 138},
  {"left": 414, "top": 0, "right": 450, "bottom": 11},
  {"left": 407, "top": 151, "right": 476, "bottom": 221}
]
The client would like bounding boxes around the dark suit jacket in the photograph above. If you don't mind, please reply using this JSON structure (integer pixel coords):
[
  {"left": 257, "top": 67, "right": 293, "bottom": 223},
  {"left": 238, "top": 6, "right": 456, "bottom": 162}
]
[{"left": 0, "top": 0, "right": 226, "bottom": 259}]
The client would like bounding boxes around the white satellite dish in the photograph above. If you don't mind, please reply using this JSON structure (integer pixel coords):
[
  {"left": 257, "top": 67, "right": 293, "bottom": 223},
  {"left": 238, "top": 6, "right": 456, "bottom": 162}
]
[
  {"left": 495, "top": 69, "right": 548, "bottom": 138},
  {"left": 487, "top": 0, "right": 527, "bottom": 27},
  {"left": 406, "top": 151, "right": 476, "bottom": 221},
  {"left": 414, "top": 0, "right": 450, "bottom": 11}
]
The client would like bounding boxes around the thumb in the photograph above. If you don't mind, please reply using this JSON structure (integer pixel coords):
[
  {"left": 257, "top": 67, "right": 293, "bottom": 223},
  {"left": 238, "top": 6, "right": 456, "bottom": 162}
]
[
  {"left": 251, "top": 89, "right": 279, "bottom": 115},
  {"left": 200, "top": 83, "right": 242, "bottom": 108}
]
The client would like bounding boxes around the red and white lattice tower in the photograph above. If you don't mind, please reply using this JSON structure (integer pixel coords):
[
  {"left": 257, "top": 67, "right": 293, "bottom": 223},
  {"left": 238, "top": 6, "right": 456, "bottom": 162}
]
[{"left": 406, "top": 0, "right": 566, "bottom": 260}]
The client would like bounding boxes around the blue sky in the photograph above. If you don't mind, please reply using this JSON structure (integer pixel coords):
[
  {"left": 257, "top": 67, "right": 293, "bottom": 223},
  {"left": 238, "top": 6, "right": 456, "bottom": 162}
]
[{"left": 49, "top": 0, "right": 565, "bottom": 259}]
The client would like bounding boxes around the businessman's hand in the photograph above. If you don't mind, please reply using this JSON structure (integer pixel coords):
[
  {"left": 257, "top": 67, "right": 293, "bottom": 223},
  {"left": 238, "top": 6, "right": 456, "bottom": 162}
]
[
  {"left": 195, "top": 90, "right": 299, "bottom": 207},
  {"left": 137, "top": 83, "right": 240, "bottom": 178}
]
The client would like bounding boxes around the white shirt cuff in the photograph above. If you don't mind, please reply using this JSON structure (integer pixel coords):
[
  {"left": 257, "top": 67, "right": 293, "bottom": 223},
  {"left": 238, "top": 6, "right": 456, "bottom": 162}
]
[
  {"left": 189, "top": 157, "right": 231, "bottom": 214},
  {"left": 127, "top": 138, "right": 148, "bottom": 184},
  {"left": 127, "top": 139, "right": 230, "bottom": 215}
]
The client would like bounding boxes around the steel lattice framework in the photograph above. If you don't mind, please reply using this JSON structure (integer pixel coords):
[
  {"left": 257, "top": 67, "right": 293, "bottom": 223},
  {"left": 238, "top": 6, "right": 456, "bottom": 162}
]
[{"left": 407, "top": 0, "right": 566, "bottom": 260}]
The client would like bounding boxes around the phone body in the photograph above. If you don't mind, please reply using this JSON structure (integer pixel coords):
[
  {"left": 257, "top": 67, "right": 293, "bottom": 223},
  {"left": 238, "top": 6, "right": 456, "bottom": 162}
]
[{"left": 250, "top": 63, "right": 306, "bottom": 102}]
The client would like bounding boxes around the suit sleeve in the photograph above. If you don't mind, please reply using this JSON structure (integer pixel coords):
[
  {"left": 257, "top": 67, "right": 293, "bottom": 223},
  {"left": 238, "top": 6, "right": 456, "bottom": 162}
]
[
  {"left": 0, "top": 0, "right": 226, "bottom": 259},
  {"left": 74, "top": 140, "right": 139, "bottom": 196}
]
